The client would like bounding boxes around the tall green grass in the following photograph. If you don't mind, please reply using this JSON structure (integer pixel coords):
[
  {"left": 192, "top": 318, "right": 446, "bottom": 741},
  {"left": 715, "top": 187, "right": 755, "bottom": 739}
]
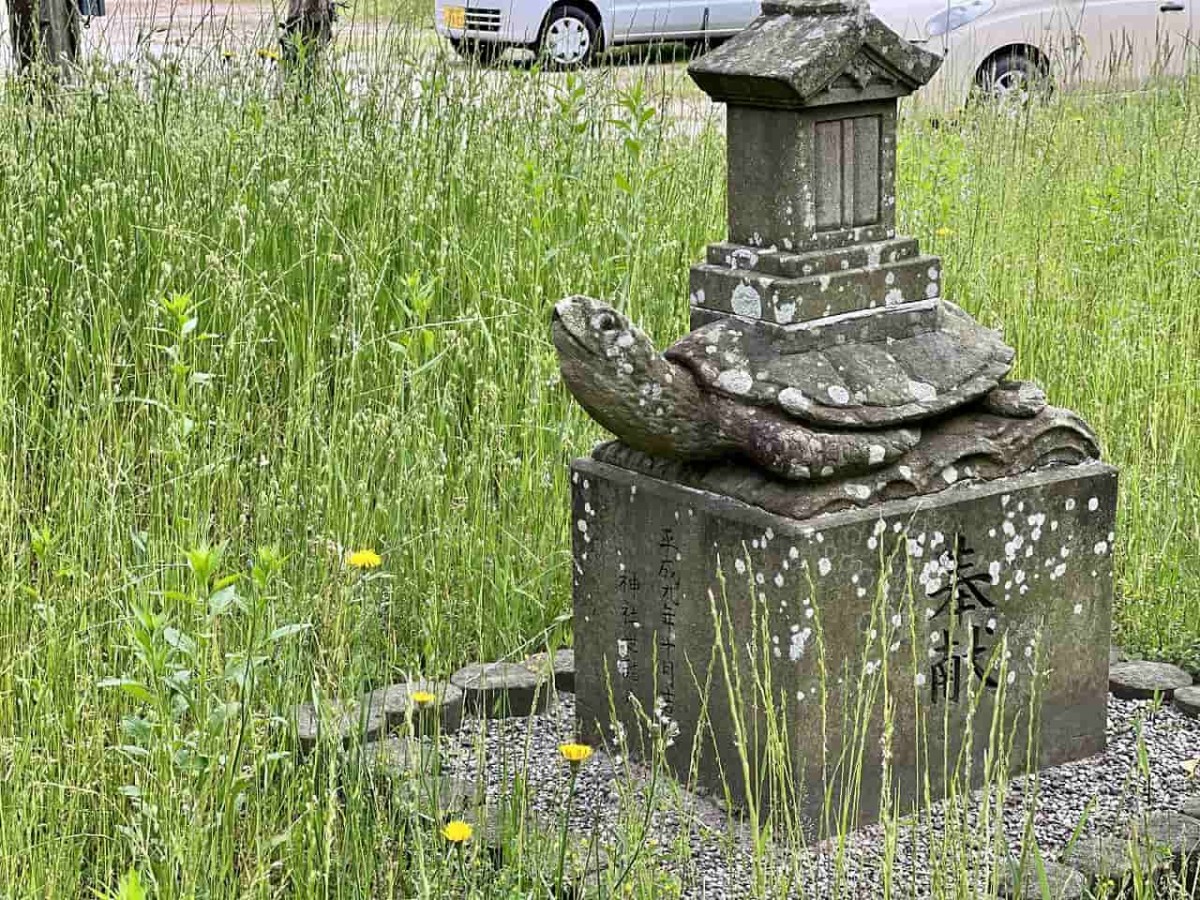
[
  {"left": 901, "top": 85, "right": 1200, "bottom": 665},
  {"left": 0, "top": 31, "right": 1197, "bottom": 895}
]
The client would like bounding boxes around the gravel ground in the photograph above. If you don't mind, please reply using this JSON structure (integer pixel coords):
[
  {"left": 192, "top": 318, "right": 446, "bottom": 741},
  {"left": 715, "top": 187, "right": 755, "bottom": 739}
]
[{"left": 434, "top": 693, "right": 1200, "bottom": 898}]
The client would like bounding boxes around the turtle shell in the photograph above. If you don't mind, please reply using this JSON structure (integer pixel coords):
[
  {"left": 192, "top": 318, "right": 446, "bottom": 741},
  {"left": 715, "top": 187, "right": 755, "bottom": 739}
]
[{"left": 665, "top": 300, "right": 1014, "bottom": 428}]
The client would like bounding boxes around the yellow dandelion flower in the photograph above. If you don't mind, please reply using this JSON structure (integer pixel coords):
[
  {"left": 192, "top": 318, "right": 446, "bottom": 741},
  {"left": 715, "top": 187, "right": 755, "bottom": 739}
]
[
  {"left": 442, "top": 820, "right": 473, "bottom": 843},
  {"left": 934, "top": 226, "right": 954, "bottom": 238},
  {"left": 410, "top": 690, "right": 437, "bottom": 706},
  {"left": 346, "top": 548, "right": 382, "bottom": 569},
  {"left": 256, "top": 47, "right": 281, "bottom": 61},
  {"left": 558, "top": 743, "right": 594, "bottom": 765}
]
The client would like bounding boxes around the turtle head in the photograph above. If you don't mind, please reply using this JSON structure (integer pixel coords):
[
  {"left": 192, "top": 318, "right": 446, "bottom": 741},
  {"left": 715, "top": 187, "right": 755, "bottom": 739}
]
[
  {"left": 551, "top": 296, "right": 660, "bottom": 387},
  {"left": 552, "top": 296, "right": 644, "bottom": 363},
  {"left": 551, "top": 296, "right": 706, "bottom": 456}
]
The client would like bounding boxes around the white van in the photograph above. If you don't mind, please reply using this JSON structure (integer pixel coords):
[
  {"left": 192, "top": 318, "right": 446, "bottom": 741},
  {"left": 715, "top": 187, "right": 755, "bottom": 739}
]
[{"left": 433, "top": 0, "right": 1197, "bottom": 106}]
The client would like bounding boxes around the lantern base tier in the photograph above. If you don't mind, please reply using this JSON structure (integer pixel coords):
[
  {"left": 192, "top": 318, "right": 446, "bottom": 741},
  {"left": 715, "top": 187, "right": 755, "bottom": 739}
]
[
  {"left": 690, "top": 240, "right": 942, "bottom": 328},
  {"left": 704, "top": 236, "right": 920, "bottom": 279}
]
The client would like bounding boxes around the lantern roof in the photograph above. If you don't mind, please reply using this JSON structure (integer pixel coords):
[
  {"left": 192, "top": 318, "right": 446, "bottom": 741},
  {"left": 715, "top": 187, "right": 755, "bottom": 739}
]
[{"left": 688, "top": 0, "right": 943, "bottom": 110}]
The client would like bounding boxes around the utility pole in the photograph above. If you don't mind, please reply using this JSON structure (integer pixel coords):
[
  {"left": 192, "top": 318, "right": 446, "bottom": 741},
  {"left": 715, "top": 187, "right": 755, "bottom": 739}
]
[
  {"left": 280, "top": 0, "right": 335, "bottom": 69},
  {"left": 8, "top": 0, "right": 81, "bottom": 74}
]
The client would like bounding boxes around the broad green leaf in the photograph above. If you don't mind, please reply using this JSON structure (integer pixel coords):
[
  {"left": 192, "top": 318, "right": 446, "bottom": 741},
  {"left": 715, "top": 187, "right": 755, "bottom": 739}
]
[
  {"left": 163, "top": 668, "right": 192, "bottom": 693},
  {"left": 224, "top": 655, "right": 268, "bottom": 689},
  {"left": 120, "top": 715, "right": 154, "bottom": 742},
  {"left": 163, "top": 627, "right": 197, "bottom": 656},
  {"left": 97, "top": 678, "right": 155, "bottom": 704},
  {"left": 268, "top": 623, "right": 311, "bottom": 642},
  {"left": 115, "top": 868, "right": 148, "bottom": 900},
  {"left": 208, "top": 584, "right": 242, "bottom": 617},
  {"left": 206, "top": 701, "right": 242, "bottom": 731},
  {"left": 213, "top": 573, "right": 241, "bottom": 591}
]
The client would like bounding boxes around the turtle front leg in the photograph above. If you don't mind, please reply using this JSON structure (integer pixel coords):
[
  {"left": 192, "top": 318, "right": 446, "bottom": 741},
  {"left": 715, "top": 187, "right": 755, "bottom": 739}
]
[
  {"left": 980, "top": 380, "right": 1046, "bottom": 418},
  {"left": 715, "top": 399, "right": 920, "bottom": 480}
]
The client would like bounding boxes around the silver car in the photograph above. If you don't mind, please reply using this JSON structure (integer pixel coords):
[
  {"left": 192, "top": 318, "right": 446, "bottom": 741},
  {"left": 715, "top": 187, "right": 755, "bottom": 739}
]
[{"left": 875, "top": 0, "right": 1198, "bottom": 107}]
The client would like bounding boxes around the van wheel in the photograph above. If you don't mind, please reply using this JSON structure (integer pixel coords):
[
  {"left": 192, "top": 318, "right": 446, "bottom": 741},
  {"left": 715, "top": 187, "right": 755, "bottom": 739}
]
[
  {"left": 538, "top": 6, "right": 599, "bottom": 67},
  {"left": 975, "top": 50, "right": 1050, "bottom": 101}
]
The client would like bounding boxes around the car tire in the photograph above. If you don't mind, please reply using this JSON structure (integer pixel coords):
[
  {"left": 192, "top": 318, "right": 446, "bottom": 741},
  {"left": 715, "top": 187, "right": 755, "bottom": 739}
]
[
  {"left": 450, "top": 38, "right": 505, "bottom": 65},
  {"left": 538, "top": 5, "right": 599, "bottom": 68},
  {"left": 975, "top": 50, "right": 1050, "bottom": 102}
]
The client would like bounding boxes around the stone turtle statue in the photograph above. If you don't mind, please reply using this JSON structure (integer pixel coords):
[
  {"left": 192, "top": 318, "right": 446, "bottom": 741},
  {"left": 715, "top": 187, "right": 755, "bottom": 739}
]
[
  {"left": 551, "top": 296, "right": 1044, "bottom": 482},
  {"left": 552, "top": 296, "right": 920, "bottom": 480}
]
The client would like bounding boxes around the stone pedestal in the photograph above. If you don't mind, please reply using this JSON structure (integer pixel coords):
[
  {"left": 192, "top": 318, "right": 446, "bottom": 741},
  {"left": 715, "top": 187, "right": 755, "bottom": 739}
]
[{"left": 572, "top": 458, "right": 1116, "bottom": 834}]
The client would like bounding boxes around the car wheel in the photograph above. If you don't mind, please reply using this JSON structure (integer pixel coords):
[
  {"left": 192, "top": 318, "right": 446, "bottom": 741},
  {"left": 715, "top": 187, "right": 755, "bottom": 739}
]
[
  {"left": 450, "top": 38, "right": 504, "bottom": 65},
  {"left": 975, "top": 51, "right": 1050, "bottom": 102},
  {"left": 539, "top": 6, "right": 599, "bottom": 68}
]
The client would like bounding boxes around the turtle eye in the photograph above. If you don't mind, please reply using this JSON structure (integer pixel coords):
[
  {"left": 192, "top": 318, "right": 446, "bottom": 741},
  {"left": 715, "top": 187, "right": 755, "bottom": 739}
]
[{"left": 593, "top": 312, "right": 618, "bottom": 333}]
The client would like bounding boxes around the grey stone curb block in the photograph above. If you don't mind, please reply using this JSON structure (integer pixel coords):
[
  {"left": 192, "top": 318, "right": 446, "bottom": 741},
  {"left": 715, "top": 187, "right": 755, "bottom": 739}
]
[
  {"left": 1108, "top": 660, "right": 1193, "bottom": 701},
  {"left": 369, "top": 678, "right": 464, "bottom": 736},
  {"left": 521, "top": 649, "right": 575, "bottom": 694},
  {"left": 452, "top": 662, "right": 555, "bottom": 718},
  {"left": 1182, "top": 798, "right": 1200, "bottom": 820},
  {"left": 294, "top": 691, "right": 387, "bottom": 752},
  {"left": 1135, "top": 810, "right": 1200, "bottom": 861},
  {"left": 1174, "top": 684, "right": 1200, "bottom": 719},
  {"left": 1061, "top": 811, "right": 1200, "bottom": 888},
  {"left": 1058, "top": 833, "right": 1133, "bottom": 888},
  {"left": 996, "top": 857, "right": 1086, "bottom": 899},
  {"left": 294, "top": 679, "right": 464, "bottom": 751},
  {"left": 365, "top": 735, "right": 416, "bottom": 770},
  {"left": 367, "top": 739, "right": 483, "bottom": 809}
]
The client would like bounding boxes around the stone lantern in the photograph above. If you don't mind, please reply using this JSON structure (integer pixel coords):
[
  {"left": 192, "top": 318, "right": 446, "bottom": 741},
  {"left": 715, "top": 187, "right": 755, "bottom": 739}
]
[{"left": 688, "top": 0, "right": 944, "bottom": 327}]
